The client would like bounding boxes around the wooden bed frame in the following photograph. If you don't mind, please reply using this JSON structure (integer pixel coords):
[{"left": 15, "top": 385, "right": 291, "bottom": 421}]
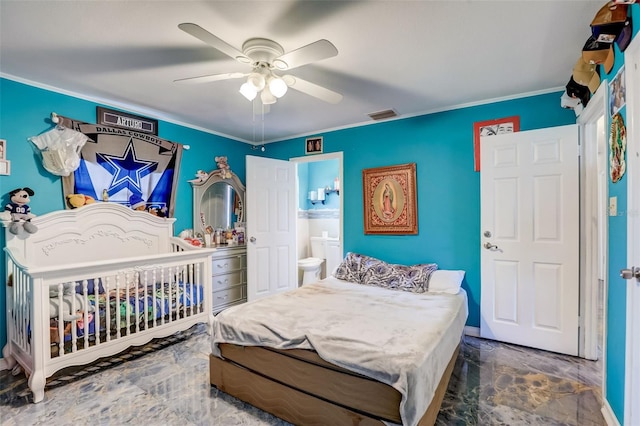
[{"left": 210, "top": 341, "right": 460, "bottom": 425}]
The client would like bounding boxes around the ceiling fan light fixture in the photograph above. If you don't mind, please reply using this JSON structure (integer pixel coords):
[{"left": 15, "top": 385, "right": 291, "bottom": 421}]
[
  {"left": 268, "top": 76, "right": 288, "bottom": 98},
  {"left": 247, "top": 72, "right": 265, "bottom": 91},
  {"left": 261, "top": 87, "right": 277, "bottom": 105},
  {"left": 239, "top": 82, "right": 257, "bottom": 101}
]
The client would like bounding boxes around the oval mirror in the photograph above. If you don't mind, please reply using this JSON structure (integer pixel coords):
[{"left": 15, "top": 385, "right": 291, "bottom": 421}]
[
  {"left": 202, "top": 182, "right": 239, "bottom": 229},
  {"left": 192, "top": 171, "right": 245, "bottom": 236}
]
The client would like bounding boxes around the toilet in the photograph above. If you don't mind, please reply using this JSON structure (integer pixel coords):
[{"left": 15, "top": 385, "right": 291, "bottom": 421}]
[{"left": 297, "top": 236, "right": 328, "bottom": 285}]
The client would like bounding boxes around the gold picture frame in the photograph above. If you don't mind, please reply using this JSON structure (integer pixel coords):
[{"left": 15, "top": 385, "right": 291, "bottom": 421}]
[{"left": 362, "top": 163, "right": 417, "bottom": 235}]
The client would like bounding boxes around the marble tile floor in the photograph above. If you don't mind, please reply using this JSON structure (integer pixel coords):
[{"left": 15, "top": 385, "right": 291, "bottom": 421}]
[{"left": 0, "top": 325, "right": 605, "bottom": 426}]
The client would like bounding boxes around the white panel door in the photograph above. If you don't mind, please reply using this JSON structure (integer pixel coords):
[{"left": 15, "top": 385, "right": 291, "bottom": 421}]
[
  {"left": 480, "top": 125, "right": 580, "bottom": 355},
  {"left": 624, "top": 35, "right": 640, "bottom": 426},
  {"left": 246, "top": 155, "right": 297, "bottom": 301}
]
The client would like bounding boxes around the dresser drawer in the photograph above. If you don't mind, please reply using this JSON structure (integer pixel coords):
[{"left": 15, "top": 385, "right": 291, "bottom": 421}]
[
  {"left": 213, "top": 271, "right": 244, "bottom": 290},
  {"left": 212, "top": 255, "right": 245, "bottom": 275},
  {"left": 213, "top": 286, "right": 245, "bottom": 308}
]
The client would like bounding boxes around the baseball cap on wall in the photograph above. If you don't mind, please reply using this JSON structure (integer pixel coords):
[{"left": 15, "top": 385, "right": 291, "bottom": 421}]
[
  {"left": 572, "top": 58, "right": 601, "bottom": 93},
  {"left": 566, "top": 76, "right": 591, "bottom": 107},
  {"left": 582, "top": 36, "right": 615, "bottom": 74},
  {"left": 560, "top": 90, "right": 584, "bottom": 117},
  {"left": 616, "top": 16, "right": 632, "bottom": 51},
  {"left": 591, "top": 1, "right": 629, "bottom": 42}
]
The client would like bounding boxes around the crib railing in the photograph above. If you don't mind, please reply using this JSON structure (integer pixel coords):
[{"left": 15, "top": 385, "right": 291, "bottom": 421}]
[
  {"left": 48, "top": 263, "right": 204, "bottom": 357},
  {"left": 3, "top": 246, "right": 213, "bottom": 395}
]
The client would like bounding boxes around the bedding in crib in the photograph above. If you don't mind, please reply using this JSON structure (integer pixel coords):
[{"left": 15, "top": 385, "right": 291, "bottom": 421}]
[{"left": 49, "top": 280, "right": 204, "bottom": 348}]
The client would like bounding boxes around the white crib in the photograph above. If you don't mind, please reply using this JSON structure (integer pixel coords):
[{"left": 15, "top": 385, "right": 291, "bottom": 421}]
[{"left": 2, "top": 203, "right": 214, "bottom": 402}]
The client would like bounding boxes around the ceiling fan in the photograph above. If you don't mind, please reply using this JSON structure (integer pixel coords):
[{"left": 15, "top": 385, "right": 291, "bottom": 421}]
[{"left": 174, "top": 23, "right": 343, "bottom": 105}]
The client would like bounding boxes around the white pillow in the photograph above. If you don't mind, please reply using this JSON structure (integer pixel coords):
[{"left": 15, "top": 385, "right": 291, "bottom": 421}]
[{"left": 428, "top": 270, "right": 465, "bottom": 294}]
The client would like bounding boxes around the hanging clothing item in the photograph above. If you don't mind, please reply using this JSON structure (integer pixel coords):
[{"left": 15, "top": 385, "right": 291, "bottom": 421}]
[{"left": 29, "top": 126, "right": 91, "bottom": 176}]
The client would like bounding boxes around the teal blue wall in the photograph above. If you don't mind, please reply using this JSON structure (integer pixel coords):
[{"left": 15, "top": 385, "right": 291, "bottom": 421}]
[
  {"left": 599, "top": 4, "right": 639, "bottom": 423},
  {"left": 263, "top": 92, "right": 577, "bottom": 331},
  {"left": 0, "top": 77, "right": 251, "bottom": 349}
]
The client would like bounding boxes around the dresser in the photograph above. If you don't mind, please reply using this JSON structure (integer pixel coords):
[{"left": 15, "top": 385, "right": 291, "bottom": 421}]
[{"left": 211, "top": 245, "right": 247, "bottom": 314}]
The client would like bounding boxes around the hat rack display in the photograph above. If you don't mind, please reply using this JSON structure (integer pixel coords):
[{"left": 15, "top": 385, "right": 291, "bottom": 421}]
[{"left": 561, "top": 1, "right": 632, "bottom": 115}]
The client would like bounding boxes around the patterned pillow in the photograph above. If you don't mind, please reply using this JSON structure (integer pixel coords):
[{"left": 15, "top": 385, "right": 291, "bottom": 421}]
[
  {"left": 333, "top": 252, "right": 369, "bottom": 283},
  {"left": 334, "top": 252, "right": 438, "bottom": 293}
]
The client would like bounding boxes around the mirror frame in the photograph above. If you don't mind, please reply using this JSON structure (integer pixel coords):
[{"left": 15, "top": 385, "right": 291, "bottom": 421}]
[{"left": 191, "top": 170, "right": 245, "bottom": 235}]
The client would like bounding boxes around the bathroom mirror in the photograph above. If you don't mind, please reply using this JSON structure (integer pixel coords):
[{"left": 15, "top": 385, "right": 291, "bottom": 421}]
[{"left": 191, "top": 170, "right": 245, "bottom": 236}]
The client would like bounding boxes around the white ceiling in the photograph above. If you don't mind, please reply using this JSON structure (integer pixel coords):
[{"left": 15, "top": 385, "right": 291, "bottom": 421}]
[{"left": 0, "top": 1, "right": 603, "bottom": 144}]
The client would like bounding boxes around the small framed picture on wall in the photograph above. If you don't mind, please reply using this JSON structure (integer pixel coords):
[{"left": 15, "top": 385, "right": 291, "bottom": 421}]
[
  {"left": 305, "top": 136, "right": 323, "bottom": 154},
  {"left": 0, "top": 139, "right": 6, "bottom": 160},
  {"left": 473, "top": 116, "right": 520, "bottom": 171}
]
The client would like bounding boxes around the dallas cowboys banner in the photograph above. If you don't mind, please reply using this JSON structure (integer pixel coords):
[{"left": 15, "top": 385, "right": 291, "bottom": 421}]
[{"left": 60, "top": 116, "right": 183, "bottom": 217}]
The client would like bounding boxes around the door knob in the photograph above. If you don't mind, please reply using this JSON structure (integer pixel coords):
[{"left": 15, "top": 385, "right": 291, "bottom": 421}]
[
  {"left": 620, "top": 266, "right": 640, "bottom": 280},
  {"left": 484, "top": 242, "right": 499, "bottom": 250}
]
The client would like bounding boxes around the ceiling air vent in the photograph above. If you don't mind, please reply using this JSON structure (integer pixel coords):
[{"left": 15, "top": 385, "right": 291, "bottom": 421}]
[{"left": 367, "top": 109, "right": 397, "bottom": 121}]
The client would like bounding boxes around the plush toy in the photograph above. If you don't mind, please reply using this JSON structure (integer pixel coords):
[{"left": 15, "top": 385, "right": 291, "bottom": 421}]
[
  {"left": 215, "top": 156, "right": 232, "bottom": 179},
  {"left": 66, "top": 193, "right": 96, "bottom": 209},
  {"left": 3, "top": 187, "right": 38, "bottom": 235},
  {"left": 148, "top": 206, "right": 168, "bottom": 217},
  {"left": 188, "top": 170, "right": 209, "bottom": 184},
  {"left": 129, "top": 194, "right": 146, "bottom": 211}
]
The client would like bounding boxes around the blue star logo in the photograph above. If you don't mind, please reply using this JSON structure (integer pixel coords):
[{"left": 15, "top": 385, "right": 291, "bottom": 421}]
[{"left": 97, "top": 139, "right": 158, "bottom": 196}]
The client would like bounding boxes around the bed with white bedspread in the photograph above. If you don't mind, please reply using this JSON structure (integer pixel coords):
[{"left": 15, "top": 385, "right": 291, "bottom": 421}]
[
  {"left": 211, "top": 259, "right": 468, "bottom": 426},
  {"left": 2, "top": 203, "right": 215, "bottom": 403}
]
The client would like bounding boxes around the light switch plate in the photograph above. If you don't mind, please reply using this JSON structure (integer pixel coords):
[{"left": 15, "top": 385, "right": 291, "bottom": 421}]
[{"left": 609, "top": 196, "right": 617, "bottom": 216}]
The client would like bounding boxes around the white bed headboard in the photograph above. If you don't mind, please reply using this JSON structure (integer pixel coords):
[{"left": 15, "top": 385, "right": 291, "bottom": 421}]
[{"left": 4, "top": 203, "right": 177, "bottom": 268}]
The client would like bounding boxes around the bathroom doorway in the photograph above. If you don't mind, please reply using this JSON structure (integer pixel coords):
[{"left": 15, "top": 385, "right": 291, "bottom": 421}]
[{"left": 290, "top": 152, "right": 344, "bottom": 285}]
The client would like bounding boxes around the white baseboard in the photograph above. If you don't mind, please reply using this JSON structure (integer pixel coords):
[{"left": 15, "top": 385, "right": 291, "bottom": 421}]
[
  {"left": 464, "top": 326, "right": 480, "bottom": 337},
  {"left": 601, "top": 400, "right": 621, "bottom": 426}
]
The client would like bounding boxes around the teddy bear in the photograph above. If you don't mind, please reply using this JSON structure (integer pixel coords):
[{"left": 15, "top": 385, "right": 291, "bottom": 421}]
[
  {"left": 215, "top": 156, "right": 232, "bottom": 179},
  {"left": 2, "top": 187, "right": 38, "bottom": 235},
  {"left": 66, "top": 193, "right": 96, "bottom": 209}
]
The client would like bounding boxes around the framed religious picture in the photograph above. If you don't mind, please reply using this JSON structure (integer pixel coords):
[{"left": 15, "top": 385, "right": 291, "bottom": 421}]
[
  {"left": 362, "top": 163, "right": 417, "bottom": 235},
  {"left": 473, "top": 116, "right": 520, "bottom": 171},
  {"left": 305, "top": 136, "right": 323, "bottom": 154}
]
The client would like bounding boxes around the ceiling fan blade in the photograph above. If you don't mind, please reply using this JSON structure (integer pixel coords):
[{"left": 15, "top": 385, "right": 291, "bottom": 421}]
[
  {"left": 274, "top": 40, "right": 338, "bottom": 70},
  {"left": 174, "top": 72, "right": 246, "bottom": 84},
  {"left": 282, "top": 75, "right": 343, "bottom": 104},
  {"left": 178, "top": 23, "right": 250, "bottom": 63}
]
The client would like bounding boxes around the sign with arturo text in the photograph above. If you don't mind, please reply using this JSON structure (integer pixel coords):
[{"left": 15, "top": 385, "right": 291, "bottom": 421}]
[{"left": 97, "top": 107, "right": 158, "bottom": 135}]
